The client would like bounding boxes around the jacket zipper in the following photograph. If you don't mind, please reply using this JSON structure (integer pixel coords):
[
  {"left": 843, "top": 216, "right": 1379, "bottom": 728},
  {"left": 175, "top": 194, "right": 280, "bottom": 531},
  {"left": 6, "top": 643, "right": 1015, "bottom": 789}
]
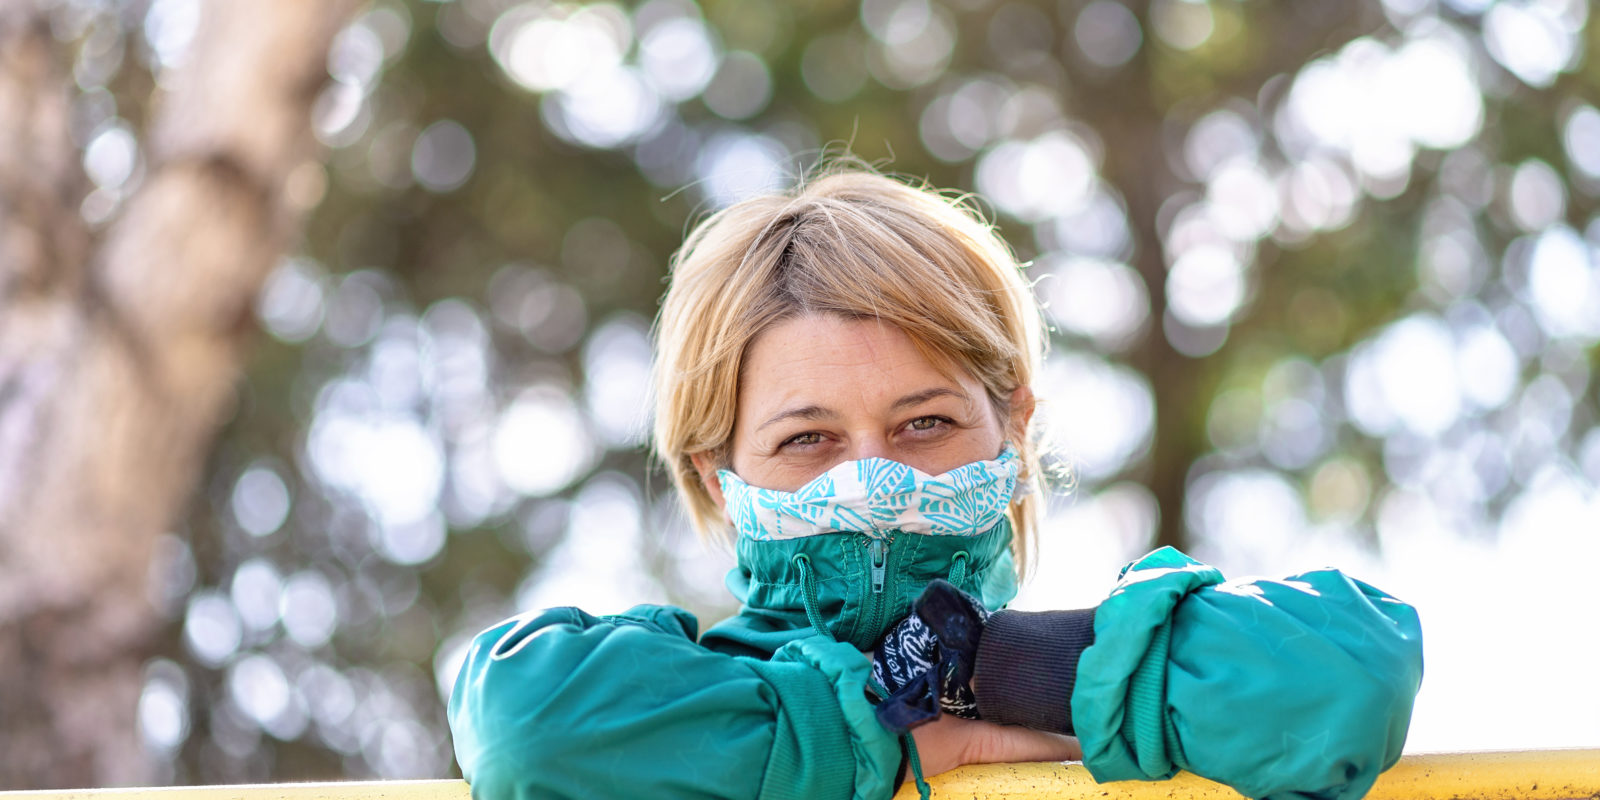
[
  {"left": 869, "top": 538, "right": 888, "bottom": 594},
  {"left": 862, "top": 536, "right": 891, "bottom": 643}
]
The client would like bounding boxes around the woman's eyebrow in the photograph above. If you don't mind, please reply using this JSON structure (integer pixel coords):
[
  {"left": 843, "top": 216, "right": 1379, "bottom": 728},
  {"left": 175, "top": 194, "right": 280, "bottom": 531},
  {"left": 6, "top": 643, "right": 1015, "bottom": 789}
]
[
  {"left": 756, "top": 405, "right": 837, "bottom": 432},
  {"left": 891, "top": 387, "right": 966, "bottom": 411},
  {"left": 756, "top": 388, "right": 968, "bottom": 432}
]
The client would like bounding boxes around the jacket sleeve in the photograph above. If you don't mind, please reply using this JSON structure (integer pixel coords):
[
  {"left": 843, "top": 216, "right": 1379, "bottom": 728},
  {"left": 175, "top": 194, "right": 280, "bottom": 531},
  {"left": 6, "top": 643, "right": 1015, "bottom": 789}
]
[
  {"left": 447, "top": 603, "right": 901, "bottom": 800},
  {"left": 1072, "top": 547, "right": 1424, "bottom": 800}
]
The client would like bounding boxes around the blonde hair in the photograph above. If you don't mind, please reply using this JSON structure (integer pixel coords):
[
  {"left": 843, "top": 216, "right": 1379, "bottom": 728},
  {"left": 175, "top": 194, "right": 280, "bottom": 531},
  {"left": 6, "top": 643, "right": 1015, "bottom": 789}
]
[{"left": 652, "top": 168, "right": 1047, "bottom": 571}]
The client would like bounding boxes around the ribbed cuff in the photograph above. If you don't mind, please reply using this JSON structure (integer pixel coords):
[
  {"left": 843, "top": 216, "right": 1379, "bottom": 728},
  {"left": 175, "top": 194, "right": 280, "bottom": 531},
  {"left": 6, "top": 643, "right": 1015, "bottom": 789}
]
[
  {"left": 973, "top": 608, "right": 1097, "bottom": 735},
  {"left": 746, "top": 658, "right": 857, "bottom": 800}
]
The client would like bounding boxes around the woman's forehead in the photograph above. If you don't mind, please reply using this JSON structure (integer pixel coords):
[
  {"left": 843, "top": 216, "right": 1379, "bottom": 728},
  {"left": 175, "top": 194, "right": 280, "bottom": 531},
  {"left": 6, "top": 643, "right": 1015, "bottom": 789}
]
[{"left": 738, "top": 315, "right": 982, "bottom": 417}]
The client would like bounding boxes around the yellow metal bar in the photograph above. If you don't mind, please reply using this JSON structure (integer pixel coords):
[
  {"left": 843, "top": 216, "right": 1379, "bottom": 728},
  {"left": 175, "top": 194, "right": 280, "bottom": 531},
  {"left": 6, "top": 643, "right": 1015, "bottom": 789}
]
[
  {"left": 3, "top": 750, "right": 1596, "bottom": 799},
  {"left": 889, "top": 748, "right": 1600, "bottom": 799}
]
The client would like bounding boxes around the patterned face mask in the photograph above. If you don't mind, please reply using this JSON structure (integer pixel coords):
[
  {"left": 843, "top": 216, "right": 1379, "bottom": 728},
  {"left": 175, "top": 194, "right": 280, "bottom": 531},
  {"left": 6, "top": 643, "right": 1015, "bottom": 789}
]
[{"left": 716, "top": 446, "right": 1019, "bottom": 541}]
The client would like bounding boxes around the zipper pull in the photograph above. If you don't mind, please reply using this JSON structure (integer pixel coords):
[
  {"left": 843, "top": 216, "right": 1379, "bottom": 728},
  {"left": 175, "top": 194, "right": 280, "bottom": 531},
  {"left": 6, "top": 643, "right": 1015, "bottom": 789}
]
[{"left": 869, "top": 538, "right": 887, "bottom": 594}]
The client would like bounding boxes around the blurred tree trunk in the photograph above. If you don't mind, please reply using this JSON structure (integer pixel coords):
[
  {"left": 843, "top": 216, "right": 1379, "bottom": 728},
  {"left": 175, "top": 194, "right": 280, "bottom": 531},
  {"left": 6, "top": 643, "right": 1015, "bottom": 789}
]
[
  {"left": 1095, "top": 5, "right": 1372, "bottom": 553},
  {"left": 0, "top": 1, "right": 359, "bottom": 788}
]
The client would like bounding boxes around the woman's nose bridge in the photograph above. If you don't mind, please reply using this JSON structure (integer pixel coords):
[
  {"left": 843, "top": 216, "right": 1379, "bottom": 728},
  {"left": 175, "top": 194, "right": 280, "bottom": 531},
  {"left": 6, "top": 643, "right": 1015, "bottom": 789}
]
[{"left": 847, "top": 433, "right": 893, "bottom": 461}]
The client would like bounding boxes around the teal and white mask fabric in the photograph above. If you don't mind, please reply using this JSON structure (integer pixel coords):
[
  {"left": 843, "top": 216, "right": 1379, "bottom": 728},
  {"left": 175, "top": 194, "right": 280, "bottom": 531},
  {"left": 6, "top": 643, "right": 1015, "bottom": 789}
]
[{"left": 717, "top": 446, "right": 1020, "bottom": 541}]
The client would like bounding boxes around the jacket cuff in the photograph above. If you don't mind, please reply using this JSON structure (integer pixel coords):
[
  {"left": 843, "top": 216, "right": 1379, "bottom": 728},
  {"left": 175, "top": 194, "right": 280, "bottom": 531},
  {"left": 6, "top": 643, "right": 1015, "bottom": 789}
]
[
  {"left": 1122, "top": 618, "right": 1188, "bottom": 774},
  {"left": 752, "top": 637, "right": 902, "bottom": 800},
  {"left": 1072, "top": 547, "right": 1224, "bottom": 783},
  {"left": 972, "top": 608, "right": 1097, "bottom": 734}
]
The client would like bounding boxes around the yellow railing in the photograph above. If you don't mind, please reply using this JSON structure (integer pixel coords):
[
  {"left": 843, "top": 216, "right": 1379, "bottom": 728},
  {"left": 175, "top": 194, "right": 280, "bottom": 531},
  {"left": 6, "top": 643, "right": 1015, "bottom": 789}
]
[{"left": 3, "top": 750, "right": 1597, "bottom": 799}]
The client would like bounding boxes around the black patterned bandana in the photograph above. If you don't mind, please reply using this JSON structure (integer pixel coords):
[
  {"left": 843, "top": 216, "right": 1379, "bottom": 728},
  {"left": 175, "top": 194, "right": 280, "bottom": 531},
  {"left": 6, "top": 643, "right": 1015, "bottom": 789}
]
[{"left": 871, "top": 580, "right": 991, "bottom": 731}]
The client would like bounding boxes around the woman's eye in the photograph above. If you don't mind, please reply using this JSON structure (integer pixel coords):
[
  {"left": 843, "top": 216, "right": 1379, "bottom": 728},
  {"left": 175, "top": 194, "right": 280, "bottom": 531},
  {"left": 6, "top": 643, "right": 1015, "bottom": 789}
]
[
  {"left": 784, "top": 432, "right": 825, "bottom": 447},
  {"left": 907, "top": 416, "right": 948, "bottom": 432}
]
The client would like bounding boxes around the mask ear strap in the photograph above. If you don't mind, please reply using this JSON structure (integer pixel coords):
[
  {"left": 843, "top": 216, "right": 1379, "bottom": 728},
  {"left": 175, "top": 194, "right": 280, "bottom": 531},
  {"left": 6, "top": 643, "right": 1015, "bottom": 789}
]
[{"left": 999, "top": 443, "right": 1030, "bottom": 498}]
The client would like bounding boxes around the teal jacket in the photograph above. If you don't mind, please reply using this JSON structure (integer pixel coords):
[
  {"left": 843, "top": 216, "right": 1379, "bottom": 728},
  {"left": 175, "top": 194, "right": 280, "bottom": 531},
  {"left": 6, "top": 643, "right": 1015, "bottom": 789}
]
[{"left": 448, "top": 523, "right": 1423, "bottom": 800}]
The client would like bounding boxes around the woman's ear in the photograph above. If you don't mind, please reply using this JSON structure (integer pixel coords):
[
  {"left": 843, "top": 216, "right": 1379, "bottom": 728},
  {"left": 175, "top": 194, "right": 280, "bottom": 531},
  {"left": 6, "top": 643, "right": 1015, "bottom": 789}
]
[
  {"left": 689, "top": 452, "right": 729, "bottom": 516},
  {"left": 1007, "top": 385, "right": 1036, "bottom": 444}
]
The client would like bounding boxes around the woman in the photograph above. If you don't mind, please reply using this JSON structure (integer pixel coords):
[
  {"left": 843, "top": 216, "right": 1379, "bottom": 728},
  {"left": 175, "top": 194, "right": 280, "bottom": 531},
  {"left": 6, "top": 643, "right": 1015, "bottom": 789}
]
[{"left": 447, "top": 169, "right": 1423, "bottom": 800}]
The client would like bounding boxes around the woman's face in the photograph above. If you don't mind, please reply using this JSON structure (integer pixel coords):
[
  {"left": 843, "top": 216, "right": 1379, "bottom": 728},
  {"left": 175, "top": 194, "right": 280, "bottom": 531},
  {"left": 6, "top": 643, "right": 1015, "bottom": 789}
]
[{"left": 692, "top": 314, "right": 1032, "bottom": 505}]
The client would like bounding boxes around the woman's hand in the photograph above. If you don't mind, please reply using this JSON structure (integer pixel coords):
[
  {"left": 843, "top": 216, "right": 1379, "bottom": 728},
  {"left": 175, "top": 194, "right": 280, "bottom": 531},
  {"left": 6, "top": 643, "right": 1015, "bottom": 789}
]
[{"left": 909, "top": 714, "right": 1081, "bottom": 778}]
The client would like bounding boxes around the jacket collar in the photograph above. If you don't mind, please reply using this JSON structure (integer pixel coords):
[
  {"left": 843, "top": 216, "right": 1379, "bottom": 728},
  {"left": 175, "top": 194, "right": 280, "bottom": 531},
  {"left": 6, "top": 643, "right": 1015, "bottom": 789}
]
[{"left": 702, "top": 521, "right": 1018, "bottom": 653}]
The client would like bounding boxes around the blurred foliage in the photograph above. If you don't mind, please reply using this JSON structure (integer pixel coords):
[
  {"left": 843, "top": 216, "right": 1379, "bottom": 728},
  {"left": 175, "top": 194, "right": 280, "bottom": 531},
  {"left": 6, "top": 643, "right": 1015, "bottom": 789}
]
[{"left": 45, "top": 0, "right": 1599, "bottom": 784}]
